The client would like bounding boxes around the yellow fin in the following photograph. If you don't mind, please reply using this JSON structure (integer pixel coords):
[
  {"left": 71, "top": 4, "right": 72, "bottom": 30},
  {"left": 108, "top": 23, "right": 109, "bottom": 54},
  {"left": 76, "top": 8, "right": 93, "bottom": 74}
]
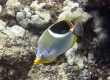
[
  {"left": 70, "top": 35, "right": 77, "bottom": 48},
  {"left": 34, "top": 58, "right": 50, "bottom": 64},
  {"left": 34, "top": 58, "right": 56, "bottom": 64}
]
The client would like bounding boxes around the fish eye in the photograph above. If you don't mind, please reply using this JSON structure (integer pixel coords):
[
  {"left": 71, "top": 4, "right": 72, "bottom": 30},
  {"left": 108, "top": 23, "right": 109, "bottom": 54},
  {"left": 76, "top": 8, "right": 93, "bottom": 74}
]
[
  {"left": 37, "top": 53, "right": 43, "bottom": 60},
  {"left": 41, "top": 55, "right": 43, "bottom": 58},
  {"left": 39, "top": 54, "right": 44, "bottom": 59}
]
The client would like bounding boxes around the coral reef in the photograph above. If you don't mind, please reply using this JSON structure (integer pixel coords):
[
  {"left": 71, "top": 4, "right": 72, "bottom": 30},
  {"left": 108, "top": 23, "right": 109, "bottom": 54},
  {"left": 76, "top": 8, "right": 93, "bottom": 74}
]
[
  {"left": 0, "top": 20, "right": 6, "bottom": 30},
  {"left": 16, "top": 1, "right": 51, "bottom": 29},
  {"left": 6, "top": 0, "right": 20, "bottom": 7},
  {"left": 0, "top": 5, "right": 2, "bottom": 14},
  {"left": 0, "top": 0, "right": 110, "bottom": 80},
  {"left": 58, "top": 0, "right": 92, "bottom": 23},
  {"left": 91, "top": 10, "right": 109, "bottom": 46},
  {"left": 0, "top": 29, "right": 38, "bottom": 79},
  {"left": 2, "top": 25, "right": 25, "bottom": 39},
  {"left": 76, "top": 0, "right": 110, "bottom": 8}
]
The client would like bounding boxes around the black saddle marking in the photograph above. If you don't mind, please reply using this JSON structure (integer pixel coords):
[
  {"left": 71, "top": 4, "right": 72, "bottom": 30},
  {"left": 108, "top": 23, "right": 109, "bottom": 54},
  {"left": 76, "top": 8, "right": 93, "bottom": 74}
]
[{"left": 50, "top": 21, "right": 70, "bottom": 34}]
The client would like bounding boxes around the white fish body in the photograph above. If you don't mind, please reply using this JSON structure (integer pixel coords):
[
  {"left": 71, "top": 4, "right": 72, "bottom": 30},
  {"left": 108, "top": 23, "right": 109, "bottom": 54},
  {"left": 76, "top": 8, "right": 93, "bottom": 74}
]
[{"left": 34, "top": 20, "right": 83, "bottom": 64}]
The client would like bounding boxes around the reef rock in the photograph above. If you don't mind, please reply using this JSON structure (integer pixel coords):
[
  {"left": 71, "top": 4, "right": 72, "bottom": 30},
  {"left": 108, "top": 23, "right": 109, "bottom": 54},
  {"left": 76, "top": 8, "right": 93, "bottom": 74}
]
[
  {"left": 3, "top": 25, "right": 25, "bottom": 39},
  {"left": 16, "top": 1, "right": 51, "bottom": 29},
  {"left": 6, "top": 0, "right": 20, "bottom": 7},
  {"left": 0, "top": 20, "right": 6, "bottom": 30},
  {"left": 58, "top": 1, "right": 92, "bottom": 23},
  {"left": 0, "top": 5, "right": 2, "bottom": 14},
  {"left": 0, "top": 29, "right": 38, "bottom": 80}
]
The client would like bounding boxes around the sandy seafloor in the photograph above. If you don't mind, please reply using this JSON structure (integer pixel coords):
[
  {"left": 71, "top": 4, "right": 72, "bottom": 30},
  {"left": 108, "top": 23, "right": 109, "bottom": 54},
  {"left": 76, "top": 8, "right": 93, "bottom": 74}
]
[{"left": 0, "top": 0, "right": 110, "bottom": 80}]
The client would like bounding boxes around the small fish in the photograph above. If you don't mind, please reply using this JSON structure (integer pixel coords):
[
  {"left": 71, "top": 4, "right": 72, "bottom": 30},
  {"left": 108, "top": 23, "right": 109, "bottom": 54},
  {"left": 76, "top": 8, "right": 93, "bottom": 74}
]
[{"left": 34, "top": 20, "right": 83, "bottom": 64}]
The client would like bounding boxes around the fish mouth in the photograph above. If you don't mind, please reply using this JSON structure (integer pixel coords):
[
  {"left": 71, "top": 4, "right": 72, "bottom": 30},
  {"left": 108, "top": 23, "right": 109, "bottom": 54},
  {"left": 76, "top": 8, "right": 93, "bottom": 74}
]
[
  {"left": 34, "top": 58, "right": 40, "bottom": 64},
  {"left": 34, "top": 58, "right": 50, "bottom": 64}
]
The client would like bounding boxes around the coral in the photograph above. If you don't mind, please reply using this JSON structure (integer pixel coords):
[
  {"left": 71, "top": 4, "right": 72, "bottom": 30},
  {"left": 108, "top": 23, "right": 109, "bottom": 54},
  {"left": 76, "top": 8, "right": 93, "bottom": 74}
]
[
  {"left": 0, "top": 20, "right": 6, "bottom": 30},
  {"left": 0, "top": 5, "right": 2, "bottom": 14},
  {"left": 0, "top": 0, "right": 110, "bottom": 80},
  {"left": 0, "top": 5, "right": 23, "bottom": 26},
  {"left": 26, "top": 12, "right": 31, "bottom": 18},
  {"left": 16, "top": 12, "right": 25, "bottom": 21},
  {"left": 3, "top": 28, "right": 17, "bottom": 39},
  {"left": 15, "top": 1, "right": 51, "bottom": 29},
  {"left": 58, "top": 63, "right": 68, "bottom": 80},
  {"left": 107, "top": 76, "right": 110, "bottom": 80},
  {"left": 0, "top": 30, "right": 38, "bottom": 80},
  {"left": 91, "top": 10, "right": 108, "bottom": 46},
  {"left": 9, "top": 25, "right": 25, "bottom": 38},
  {"left": 76, "top": 0, "right": 109, "bottom": 7},
  {"left": 6, "top": 0, "right": 20, "bottom": 7},
  {"left": 3, "top": 25, "right": 25, "bottom": 39},
  {"left": 58, "top": 0, "right": 92, "bottom": 23},
  {"left": 67, "top": 50, "right": 87, "bottom": 69},
  {"left": 65, "top": 43, "right": 78, "bottom": 60},
  {"left": 18, "top": 0, "right": 34, "bottom": 5},
  {"left": 88, "top": 50, "right": 95, "bottom": 63},
  {"left": 82, "top": 69, "right": 90, "bottom": 79}
]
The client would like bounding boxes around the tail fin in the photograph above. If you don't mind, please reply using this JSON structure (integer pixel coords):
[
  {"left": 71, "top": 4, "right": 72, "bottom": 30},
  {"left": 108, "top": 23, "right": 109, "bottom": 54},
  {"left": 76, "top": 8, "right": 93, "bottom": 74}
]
[{"left": 74, "top": 21, "right": 83, "bottom": 36}]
